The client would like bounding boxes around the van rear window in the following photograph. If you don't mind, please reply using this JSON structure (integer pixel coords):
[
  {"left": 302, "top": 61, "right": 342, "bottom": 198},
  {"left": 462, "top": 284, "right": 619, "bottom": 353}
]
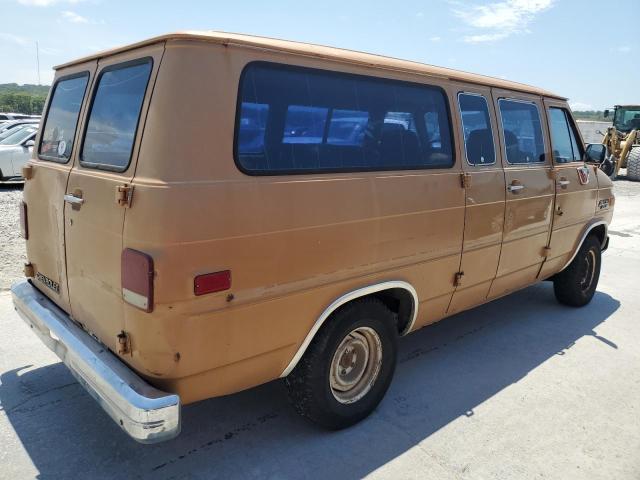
[
  {"left": 235, "top": 62, "right": 454, "bottom": 174},
  {"left": 39, "top": 73, "right": 89, "bottom": 162},
  {"left": 81, "top": 59, "right": 152, "bottom": 171}
]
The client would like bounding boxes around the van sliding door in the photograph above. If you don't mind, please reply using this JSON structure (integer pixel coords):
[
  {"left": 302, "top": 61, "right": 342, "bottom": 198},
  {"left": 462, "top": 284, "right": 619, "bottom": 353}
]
[
  {"left": 448, "top": 86, "right": 506, "bottom": 314},
  {"left": 487, "top": 89, "right": 555, "bottom": 298}
]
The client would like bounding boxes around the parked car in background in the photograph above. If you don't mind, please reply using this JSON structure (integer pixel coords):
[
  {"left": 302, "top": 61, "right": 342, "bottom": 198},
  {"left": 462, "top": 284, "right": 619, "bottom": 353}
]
[
  {"left": 0, "top": 112, "right": 36, "bottom": 121},
  {"left": 0, "top": 119, "right": 40, "bottom": 139},
  {"left": 1, "top": 113, "right": 39, "bottom": 120},
  {"left": 0, "top": 124, "right": 37, "bottom": 180}
]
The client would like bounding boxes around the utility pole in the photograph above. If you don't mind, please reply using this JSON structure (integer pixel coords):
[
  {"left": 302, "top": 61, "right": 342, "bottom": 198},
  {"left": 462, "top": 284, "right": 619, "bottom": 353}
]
[{"left": 36, "top": 41, "right": 41, "bottom": 86}]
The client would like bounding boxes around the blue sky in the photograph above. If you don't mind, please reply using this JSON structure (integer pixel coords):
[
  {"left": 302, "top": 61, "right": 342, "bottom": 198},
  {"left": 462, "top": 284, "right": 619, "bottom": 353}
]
[{"left": 1, "top": 0, "right": 637, "bottom": 110}]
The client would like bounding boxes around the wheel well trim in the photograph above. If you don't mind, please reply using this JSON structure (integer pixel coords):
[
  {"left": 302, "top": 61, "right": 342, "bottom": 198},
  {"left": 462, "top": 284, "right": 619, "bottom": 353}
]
[
  {"left": 559, "top": 220, "right": 608, "bottom": 272},
  {"left": 279, "top": 280, "right": 419, "bottom": 378}
]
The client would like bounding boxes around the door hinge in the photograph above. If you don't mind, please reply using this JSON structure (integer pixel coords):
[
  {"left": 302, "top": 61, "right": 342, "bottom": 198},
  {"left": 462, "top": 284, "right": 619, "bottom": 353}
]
[
  {"left": 542, "top": 246, "right": 552, "bottom": 257},
  {"left": 24, "top": 263, "right": 34, "bottom": 278},
  {"left": 548, "top": 168, "right": 559, "bottom": 180},
  {"left": 22, "top": 164, "right": 34, "bottom": 180},
  {"left": 460, "top": 172, "right": 472, "bottom": 188},
  {"left": 117, "top": 330, "right": 131, "bottom": 355},
  {"left": 454, "top": 271, "right": 465, "bottom": 287},
  {"left": 116, "top": 184, "right": 134, "bottom": 208}
]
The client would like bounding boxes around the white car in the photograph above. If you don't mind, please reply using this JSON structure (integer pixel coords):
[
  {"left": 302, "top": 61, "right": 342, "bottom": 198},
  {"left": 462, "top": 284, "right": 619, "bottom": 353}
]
[{"left": 0, "top": 124, "right": 37, "bottom": 181}]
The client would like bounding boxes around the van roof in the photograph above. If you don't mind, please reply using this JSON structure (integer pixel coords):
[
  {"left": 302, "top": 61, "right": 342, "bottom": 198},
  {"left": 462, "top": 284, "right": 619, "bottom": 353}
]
[{"left": 55, "top": 31, "right": 566, "bottom": 100}]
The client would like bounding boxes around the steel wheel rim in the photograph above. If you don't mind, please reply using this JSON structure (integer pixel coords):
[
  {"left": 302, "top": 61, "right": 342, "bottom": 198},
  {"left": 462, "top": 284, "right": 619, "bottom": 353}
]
[
  {"left": 580, "top": 249, "right": 597, "bottom": 292},
  {"left": 330, "top": 327, "right": 383, "bottom": 404}
]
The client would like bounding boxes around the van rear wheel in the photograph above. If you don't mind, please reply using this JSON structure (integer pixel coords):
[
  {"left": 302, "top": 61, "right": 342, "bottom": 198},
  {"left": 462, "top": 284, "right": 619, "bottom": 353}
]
[
  {"left": 285, "top": 298, "right": 398, "bottom": 430},
  {"left": 553, "top": 235, "right": 601, "bottom": 307}
]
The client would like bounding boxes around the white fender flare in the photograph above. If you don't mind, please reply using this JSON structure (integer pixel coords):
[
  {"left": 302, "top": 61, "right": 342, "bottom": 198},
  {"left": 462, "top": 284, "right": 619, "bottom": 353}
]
[{"left": 280, "top": 280, "right": 418, "bottom": 377}]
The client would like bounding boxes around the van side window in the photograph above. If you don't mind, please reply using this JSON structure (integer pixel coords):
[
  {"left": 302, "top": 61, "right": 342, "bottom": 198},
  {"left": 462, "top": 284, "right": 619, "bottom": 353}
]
[
  {"left": 238, "top": 102, "right": 269, "bottom": 154},
  {"left": 235, "top": 62, "right": 454, "bottom": 174},
  {"left": 81, "top": 59, "right": 152, "bottom": 171},
  {"left": 498, "top": 99, "right": 545, "bottom": 164},
  {"left": 39, "top": 73, "right": 89, "bottom": 162},
  {"left": 458, "top": 93, "right": 495, "bottom": 165},
  {"left": 548, "top": 107, "right": 583, "bottom": 163}
]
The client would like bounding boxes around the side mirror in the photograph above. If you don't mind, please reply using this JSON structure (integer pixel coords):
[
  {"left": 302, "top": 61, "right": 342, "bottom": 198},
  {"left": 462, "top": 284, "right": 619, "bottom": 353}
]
[
  {"left": 603, "top": 109, "right": 610, "bottom": 118},
  {"left": 24, "top": 139, "right": 35, "bottom": 148},
  {"left": 585, "top": 143, "right": 606, "bottom": 163}
]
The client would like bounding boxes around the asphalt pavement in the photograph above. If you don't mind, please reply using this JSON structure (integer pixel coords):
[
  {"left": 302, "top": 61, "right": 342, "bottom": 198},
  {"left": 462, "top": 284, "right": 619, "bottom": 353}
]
[{"left": 0, "top": 180, "right": 639, "bottom": 480}]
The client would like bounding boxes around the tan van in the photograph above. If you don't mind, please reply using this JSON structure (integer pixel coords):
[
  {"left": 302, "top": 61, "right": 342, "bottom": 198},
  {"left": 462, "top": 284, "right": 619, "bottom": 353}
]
[{"left": 12, "top": 32, "right": 614, "bottom": 443}]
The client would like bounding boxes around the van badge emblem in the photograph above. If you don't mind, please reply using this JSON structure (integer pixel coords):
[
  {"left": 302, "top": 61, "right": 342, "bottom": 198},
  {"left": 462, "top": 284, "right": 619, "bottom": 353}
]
[
  {"left": 36, "top": 272, "right": 60, "bottom": 294},
  {"left": 577, "top": 166, "right": 590, "bottom": 185}
]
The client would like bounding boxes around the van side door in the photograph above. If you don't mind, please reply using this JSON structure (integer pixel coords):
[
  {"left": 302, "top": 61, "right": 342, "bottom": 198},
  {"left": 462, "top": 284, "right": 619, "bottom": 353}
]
[
  {"left": 448, "top": 87, "right": 505, "bottom": 314},
  {"left": 488, "top": 89, "right": 555, "bottom": 298},
  {"left": 539, "top": 100, "right": 599, "bottom": 278},
  {"left": 64, "top": 44, "right": 163, "bottom": 351}
]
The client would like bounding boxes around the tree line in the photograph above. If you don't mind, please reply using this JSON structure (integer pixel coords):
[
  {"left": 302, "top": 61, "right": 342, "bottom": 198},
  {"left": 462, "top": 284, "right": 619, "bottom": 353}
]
[{"left": 0, "top": 83, "right": 50, "bottom": 115}]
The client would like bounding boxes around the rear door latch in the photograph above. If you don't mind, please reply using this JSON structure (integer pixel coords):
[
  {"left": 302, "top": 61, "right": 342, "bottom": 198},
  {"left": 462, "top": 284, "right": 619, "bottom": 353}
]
[{"left": 116, "top": 184, "right": 134, "bottom": 208}]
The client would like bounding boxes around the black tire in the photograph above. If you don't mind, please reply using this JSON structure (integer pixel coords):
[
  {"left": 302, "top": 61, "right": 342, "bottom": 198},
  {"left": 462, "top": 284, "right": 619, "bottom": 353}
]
[
  {"left": 553, "top": 235, "right": 601, "bottom": 307},
  {"left": 627, "top": 147, "right": 640, "bottom": 181},
  {"left": 285, "top": 297, "right": 398, "bottom": 430}
]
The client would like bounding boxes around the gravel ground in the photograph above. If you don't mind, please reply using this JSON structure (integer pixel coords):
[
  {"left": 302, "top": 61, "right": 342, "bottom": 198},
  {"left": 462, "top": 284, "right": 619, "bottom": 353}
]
[{"left": 0, "top": 184, "right": 25, "bottom": 291}]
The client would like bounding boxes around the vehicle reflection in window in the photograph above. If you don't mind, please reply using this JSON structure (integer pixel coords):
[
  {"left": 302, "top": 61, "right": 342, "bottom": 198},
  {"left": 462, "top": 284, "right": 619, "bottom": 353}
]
[
  {"left": 39, "top": 73, "right": 89, "bottom": 162},
  {"left": 81, "top": 60, "right": 152, "bottom": 171},
  {"left": 498, "top": 99, "right": 545, "bottom": 164}
]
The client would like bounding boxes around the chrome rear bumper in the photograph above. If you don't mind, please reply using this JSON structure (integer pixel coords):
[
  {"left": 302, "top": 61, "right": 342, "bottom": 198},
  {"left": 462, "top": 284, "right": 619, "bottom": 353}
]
[{"left": 11, "top": 280, "right": 181, "bottom": 443}]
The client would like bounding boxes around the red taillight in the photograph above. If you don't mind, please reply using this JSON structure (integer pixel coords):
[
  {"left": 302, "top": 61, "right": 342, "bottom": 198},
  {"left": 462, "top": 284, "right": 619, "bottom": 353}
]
[
  {"left": 20, "top": 201, "right": 28, "bottom": 240},
  {"left": 121, "top": 248, "right": 154, "bottom": 312},
  {"left": 194, "top": 270, "right": 231, "bottom": 296}
]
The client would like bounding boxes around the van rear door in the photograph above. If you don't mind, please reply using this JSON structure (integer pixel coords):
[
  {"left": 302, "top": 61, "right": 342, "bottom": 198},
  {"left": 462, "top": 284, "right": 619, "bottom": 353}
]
[
  {"left": 64, "top": 45, "right": 162, "bottom": 351},
  {"left": 26, "top": 62, "right": 95, "bottom": 314}
]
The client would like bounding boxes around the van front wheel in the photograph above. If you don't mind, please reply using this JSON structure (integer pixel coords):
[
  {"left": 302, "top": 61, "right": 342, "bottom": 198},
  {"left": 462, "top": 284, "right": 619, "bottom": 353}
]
[
  {"left": 553, "top": 235, "right": 601, "bottom": 307},
  {"left": 285, "top": 298, "right": 398, "bottom": 430}
]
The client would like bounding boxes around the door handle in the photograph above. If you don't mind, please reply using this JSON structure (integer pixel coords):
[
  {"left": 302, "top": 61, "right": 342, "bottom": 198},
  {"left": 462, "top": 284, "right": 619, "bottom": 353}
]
[
  {"left": 507, "top": 183, "right": 525, "bottom": 193},
  {"left": 64, "top": 193, "right": 84, "bottom": 206},
  {"left": 558, "top": 179, "right": 571, "bottom": 187}
]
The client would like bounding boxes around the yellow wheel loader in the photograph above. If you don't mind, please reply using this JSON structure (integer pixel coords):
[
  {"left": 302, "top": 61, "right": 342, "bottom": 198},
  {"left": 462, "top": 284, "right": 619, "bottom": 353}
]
[{"left": 601, "top": 105, "right": 640, "bottom": 180}]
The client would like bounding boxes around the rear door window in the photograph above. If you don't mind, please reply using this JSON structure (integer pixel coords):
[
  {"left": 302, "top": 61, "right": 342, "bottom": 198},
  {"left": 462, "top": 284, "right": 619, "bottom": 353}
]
[
  {"left": 498, "top": 99, "right": 546, "bottom": 164},
  {"left": 548, "top": 107, "right": 583, "bottom": 163},
  {"left": 81, "top": 59, "right": 152, "bottom": 171},
  {"left": 458, "top": 93, "right": 496, "bottom": 165},
  {"left": 39, "top": 73, "right": 89, "bottom": 162}
]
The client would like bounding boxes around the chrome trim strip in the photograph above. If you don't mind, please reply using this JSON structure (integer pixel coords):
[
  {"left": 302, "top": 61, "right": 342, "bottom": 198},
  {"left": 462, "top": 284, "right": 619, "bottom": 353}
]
[
  {"left": 63, "top": 194, "right": 84, "bottom": 205},
  {"left": 11, "top": 280, "right": 180, "bottom": 444},
  {"left": 280, "top": 280, "right": 418, "bottom": 378},
  {"left": 559, "top": 221, "right": 608, "bottom": 272}
]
